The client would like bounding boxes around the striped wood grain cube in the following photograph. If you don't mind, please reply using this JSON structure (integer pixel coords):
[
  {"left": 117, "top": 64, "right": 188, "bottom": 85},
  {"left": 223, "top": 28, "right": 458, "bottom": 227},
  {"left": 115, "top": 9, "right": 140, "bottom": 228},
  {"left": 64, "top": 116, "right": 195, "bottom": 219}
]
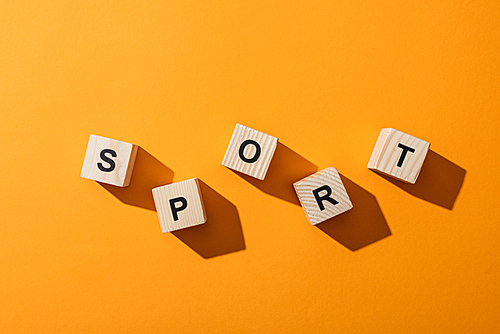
[
  {"left": 152, "top": 178, "right": 207, "bottom": 233},
  {"left": 222, "top": 124, "right": 278, "bottom": 180},
  {"left": 367, "top": 128, "right": 430, "bottom": 184},
  {"left": 80, "top": 134, "right": 138, "bottom": 187},
  {"left": 294, "top": 167, "right": 353, "bottom": 225}
]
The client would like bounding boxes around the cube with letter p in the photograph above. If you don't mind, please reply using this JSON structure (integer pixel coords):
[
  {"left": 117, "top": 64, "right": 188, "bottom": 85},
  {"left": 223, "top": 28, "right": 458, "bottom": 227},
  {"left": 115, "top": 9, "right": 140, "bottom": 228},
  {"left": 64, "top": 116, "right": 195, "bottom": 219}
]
[
  {"left": 152, "top": 178, "right": 207, "bottom": 233},
  {"left": 222, "top": 124, "right": 278, "bottom": 180},
  {"left": 294, "top": 168, "right": 353, "bottom": 225},
  {"left": 80, "top": 134, "right": 138, "bottom": 187}
]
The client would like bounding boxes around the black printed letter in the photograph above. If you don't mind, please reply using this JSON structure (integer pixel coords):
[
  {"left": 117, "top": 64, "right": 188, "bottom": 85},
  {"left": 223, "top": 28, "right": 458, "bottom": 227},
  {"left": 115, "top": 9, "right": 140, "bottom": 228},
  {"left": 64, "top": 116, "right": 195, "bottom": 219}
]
[
  {"left": 169, "top": 197, "right": 188, "bottom": 221},
  {"left": 97, "top": 149, "right": 117, "bottom": 172},
  {"left": 312, "top": 185, "right": 339, "bottom": 211},
  {"left": 396, "top": 143, "right": 416, "bottom": 167},
  {"left": 238, "top": 139, "right": 261, "bottom": 163}
]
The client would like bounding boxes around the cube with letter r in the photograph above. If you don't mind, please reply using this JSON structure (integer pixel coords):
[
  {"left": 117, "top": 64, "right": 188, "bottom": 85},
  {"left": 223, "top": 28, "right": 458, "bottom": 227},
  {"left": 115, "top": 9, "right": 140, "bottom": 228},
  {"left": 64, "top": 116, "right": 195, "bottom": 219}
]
[
  {"left": 294, "top": 168, "right": 353, "bottom": 225},
  {"left": 152, "top": 178, "right": 207, "bottom": 233},
  {"left": 80, "top": 134, "right": 138, "bottom": 187}
]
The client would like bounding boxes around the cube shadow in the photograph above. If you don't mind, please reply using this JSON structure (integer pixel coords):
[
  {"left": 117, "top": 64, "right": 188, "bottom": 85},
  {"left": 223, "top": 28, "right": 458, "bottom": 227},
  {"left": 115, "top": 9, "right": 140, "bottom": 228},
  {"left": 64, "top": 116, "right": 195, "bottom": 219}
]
[
  {"left": 232, "top": 142, "right": 318, "bottom": 205},
  {"left": 99, "top": 147, "right": 174, "bottom": 211},
  {"left": 374, "top": 150, "right": 466, "bottom": 210},
  {"left": 316, "top": 174, "right": 391, "bottom": 251},
  {"left": 172, "top": 180, "right": 246, "bottom": 259}
]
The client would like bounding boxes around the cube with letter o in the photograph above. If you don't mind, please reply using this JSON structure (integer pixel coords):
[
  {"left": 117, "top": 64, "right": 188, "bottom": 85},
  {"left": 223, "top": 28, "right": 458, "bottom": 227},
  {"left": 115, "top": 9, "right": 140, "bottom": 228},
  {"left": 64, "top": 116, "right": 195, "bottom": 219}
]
[{"left": 222, "top": 124, "right": 278, "bottom": 180}]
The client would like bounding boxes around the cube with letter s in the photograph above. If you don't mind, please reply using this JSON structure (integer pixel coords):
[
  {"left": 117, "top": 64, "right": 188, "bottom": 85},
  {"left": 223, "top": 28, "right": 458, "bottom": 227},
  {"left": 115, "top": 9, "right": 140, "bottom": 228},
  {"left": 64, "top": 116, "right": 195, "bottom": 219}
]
[{"left": 80, "top": 134, "right": 138, "bottom": 187}]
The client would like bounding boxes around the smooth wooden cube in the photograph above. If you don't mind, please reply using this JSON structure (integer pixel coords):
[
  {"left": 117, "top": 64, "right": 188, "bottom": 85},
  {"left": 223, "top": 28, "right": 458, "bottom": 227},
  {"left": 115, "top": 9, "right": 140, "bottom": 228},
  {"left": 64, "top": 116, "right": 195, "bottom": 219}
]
[
  {"left": 293, "top": 167, "right": 353, "bottom": 225},
  {"left": 222, "top": 123, "right": 278, "bottom": 180},
  {"left": 152, "top": 178, "right": 207, "bottom": 233},
  {"left": 367, "top": 128, "right": 430, "bottom": 184},
  {"left": 80, "top": 134, "right": 138, "bottom": 187}
]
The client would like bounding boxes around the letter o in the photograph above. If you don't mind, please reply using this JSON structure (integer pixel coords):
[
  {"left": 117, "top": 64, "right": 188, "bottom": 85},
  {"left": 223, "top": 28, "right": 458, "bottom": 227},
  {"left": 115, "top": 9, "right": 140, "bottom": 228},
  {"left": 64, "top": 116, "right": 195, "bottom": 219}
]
[{"left": 238, "top": 139, "right": 261, "bottom": 163}]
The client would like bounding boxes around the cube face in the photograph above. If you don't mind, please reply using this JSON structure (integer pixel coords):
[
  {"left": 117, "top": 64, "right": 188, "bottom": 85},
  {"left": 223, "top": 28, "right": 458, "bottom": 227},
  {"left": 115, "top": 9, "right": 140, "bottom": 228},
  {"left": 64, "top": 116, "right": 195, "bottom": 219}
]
[
  {"left": 221, "top": 124, "right": 278, "bottom": 180},
  {"left": 367, "top": 128, "right": 430, "bottom": 184},
  {"left": 80, "top": 134, "right": 138, "bottom": 187},
  {"left": 293, "top": 168, "right": 353, "bottom": 225},
  {"left": 152, "top": 178, "right": 207, "bottom": 233}
]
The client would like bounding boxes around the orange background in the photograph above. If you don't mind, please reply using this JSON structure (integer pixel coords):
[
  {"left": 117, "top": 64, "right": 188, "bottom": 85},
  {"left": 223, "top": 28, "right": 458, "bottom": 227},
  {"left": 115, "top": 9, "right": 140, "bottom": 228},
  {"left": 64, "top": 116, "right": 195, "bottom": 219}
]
[{"left": 1, "top": 1, "right": 499, "bottom": 333}]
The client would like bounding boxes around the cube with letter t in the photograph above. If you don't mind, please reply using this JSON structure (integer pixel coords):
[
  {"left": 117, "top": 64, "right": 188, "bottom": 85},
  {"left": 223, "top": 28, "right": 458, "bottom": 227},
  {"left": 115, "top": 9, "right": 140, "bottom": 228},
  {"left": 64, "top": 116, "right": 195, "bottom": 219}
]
[
  {"left": 152, "top": 178, "right": 207, "bottom": 233},
  {"left": 367, "top": 128, "right": 430, "bottom": 184},
  {"left": 80, "top": 134, "right": 138, "bottom": 187},
  {"left": 294, "top": 168, "right": 353, "bottom": 225},
  {"left": 222, "top": 124, "right": 278, "bottom": 180}
]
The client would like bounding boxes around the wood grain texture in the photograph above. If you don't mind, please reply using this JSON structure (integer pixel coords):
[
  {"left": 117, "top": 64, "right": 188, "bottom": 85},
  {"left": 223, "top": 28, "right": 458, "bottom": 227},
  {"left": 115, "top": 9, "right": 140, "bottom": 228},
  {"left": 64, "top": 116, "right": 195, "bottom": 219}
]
[
  {"left": 367, "top": 128, "right": 430, "bottom": 184},
  {"left": 293, "top": 167, "right": 353, "bottom": 225},
  {"left": 152, "top": 178, "right": 207, "bottom": 233},
  {"left": 221, "top": 123, "right": 278, "bottom": 180},
  {"left": 80, "top": 134, "right": 138, "bottom": 187}
]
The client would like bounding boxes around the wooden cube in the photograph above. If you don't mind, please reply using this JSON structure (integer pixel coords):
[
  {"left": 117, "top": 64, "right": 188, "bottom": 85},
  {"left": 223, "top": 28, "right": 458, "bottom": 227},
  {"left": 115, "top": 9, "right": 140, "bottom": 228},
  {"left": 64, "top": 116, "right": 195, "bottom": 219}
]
[
  {"left": 367, "top": 128, "right": 430, "bottom": 184},
  {"left": 222, "top": 123, "right": 278, "bottom": 180},
  {"left": 152, "top": 178, "right": 207, "bottom": 233},
  {"left": 80, "top": 134, "right": 138, "bottom": 187},
  {"left": 293, "top": 167, "right": 353, "bottom": 225}
]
